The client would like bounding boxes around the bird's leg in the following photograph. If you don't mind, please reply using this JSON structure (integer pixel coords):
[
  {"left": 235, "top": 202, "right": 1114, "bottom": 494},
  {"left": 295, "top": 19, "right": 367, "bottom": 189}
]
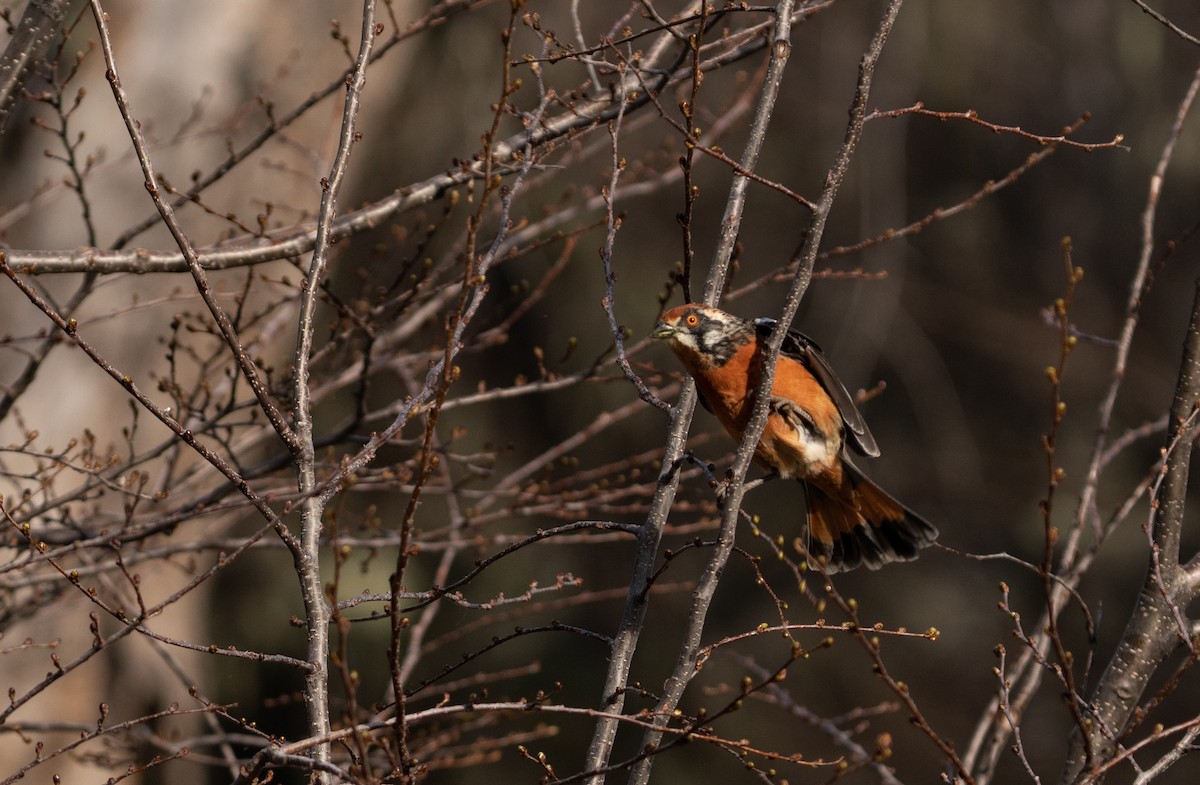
[{"left": 770, "top": 396, "right": 817, "bottom": 436}]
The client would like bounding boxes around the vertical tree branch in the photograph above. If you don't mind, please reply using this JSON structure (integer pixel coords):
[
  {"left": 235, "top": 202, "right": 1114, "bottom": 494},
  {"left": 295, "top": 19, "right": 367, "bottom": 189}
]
[
  {"left": 1059, "top": 279, "right": 1200, "bottom": 783},
  {"left": 965, "top": 61, "right": 1200, "bottom": 785},
  {"left": 291, "top": 1, "right": 376, "bottom": 779},
  {"left": 623, "top": 3, "right": 903, "bottom": 784},
  {"left": 581, "top": 3, "right": 802, "bottom": 780},
  {"left": 623, "top": 4, "right": 796, "bottom": 783},
  {"left": 577, "top": 17, "right": 729, "bottom": 782},
  {"left": 86, "top": 0, "right": 299, "bottom": 453},
  {"left": 0, "top": 0, "right": 77, "bottom": 133},
  {"left": 702, "top": 1, "right": 794, "bottom": 301}
]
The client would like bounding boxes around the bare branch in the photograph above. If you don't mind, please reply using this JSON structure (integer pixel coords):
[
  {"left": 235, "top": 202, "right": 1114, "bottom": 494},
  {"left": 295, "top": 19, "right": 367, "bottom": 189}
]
[{"left": 1129, "top": 0, "right": 1200, "bottom": 46}]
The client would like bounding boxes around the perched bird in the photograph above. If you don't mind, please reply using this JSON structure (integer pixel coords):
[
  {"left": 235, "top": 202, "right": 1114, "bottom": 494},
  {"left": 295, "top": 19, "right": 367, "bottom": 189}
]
[{"left": 652, "top": 303, "right": 937, "bottom": 572}]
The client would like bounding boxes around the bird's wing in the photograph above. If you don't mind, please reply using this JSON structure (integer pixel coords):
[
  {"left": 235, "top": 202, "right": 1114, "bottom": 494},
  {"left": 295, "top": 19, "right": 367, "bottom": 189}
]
[{"left": 754, "top": 317, "right": 880, "bottom": 458}]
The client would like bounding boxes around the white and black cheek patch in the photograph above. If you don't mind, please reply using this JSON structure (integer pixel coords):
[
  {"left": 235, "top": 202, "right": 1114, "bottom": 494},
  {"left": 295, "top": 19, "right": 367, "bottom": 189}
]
[
  {"left": 695, "top": 313, "right": 753, "bottom": 366},
  {"left": 669, "top": 327, "right": 701, "bottom": 353},
  {"left": 701, "top": 330, "right": 740, "bottom": 364}
]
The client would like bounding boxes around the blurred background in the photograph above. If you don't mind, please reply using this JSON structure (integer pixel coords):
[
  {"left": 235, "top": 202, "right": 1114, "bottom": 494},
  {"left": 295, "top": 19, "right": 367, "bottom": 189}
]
[{"left": 2, "top": 1, "right": 1200, "bottom": 783}]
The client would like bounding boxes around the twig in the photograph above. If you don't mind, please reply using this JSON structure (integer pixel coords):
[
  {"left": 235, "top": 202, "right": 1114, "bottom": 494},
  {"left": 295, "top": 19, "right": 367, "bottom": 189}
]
[
  {"left": 1129, "top": 0, "right": 1200, "bottom": 46},
  {"left": 285, "top": 1, "right": 377, "bottom": 778},
  {"left": 1, "top": 2, "right": 796, "bottom": 277},
  {"left": 103, "top": 0, "right": 478, "bottom": 250},
  {"left": 578, "top": 19, "right": 713, "bottom": 779},
  {"left": 994, "top": 644, "right": 1042, "bottom": 784},
  {"left": 865, "top": 103, "right": 1127, "bottom": 151},
  {"left": 734, "top": 654, "right": 906, "bottom": 785},
  {"left": 965, "top": 59, "right": 1200, "bottom": 785},
  {"left": 1132, "top": 723, "right": 1200, "bottom": 784},
  {"left": 625, "top": 3, "right": 910, "bottom": 784},
  {"left": 1060, "top": 282, "right": 1200, "bottom": 782},
  {"left": 1059, "top": 61, "right": 1200, "bottom": 785},
  {"left": 702, "top": 0, "right": 797, "bottom": 303},
  {"left": 0, "top": 0, "right": 74, "bottom": 134},
  {"left": 598, "top": 53, "right": 671, "bottom": 411},
  {"left": 86, "top": 0, "right": 299, "bottom": 453},
  {"left": 0, "top": 258, "right": 299, "bottom": 551},
  {"left": 726, "top": 114, "right": 1096, "bottom": 301}
]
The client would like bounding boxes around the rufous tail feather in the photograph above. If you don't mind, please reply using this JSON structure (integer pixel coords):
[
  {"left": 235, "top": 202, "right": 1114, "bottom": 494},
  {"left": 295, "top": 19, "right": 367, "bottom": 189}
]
[{"left": 803, "top": 460, "right": 937, "bottom": 573}]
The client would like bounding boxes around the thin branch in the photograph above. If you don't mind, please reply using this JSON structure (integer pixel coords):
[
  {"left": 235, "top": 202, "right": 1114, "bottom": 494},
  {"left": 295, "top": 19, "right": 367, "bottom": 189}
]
[
  {"left": 598, "top": 52, "right": 670, "bottom": 411},
  {"left": 1, "top": 5, "right": 797, "bottom": 277},
  {"left": 580, "top": 0, "right": 806, "bottom": 776},
  {"left": 0, "top": 259, "right": 298, "bottom": 551},
  {"left": 626, "top": 3, "right": 911, "bottom": 785},
  {"left": 1060, "top": 281, "right": 1200, "bottom": 784},
  {"left": 1129, "top": 0, "right": 1200, "bottom": 46},
  {"left": 702, "top": 0, "right": 796, "bottom": 302},
  {"left": 0, "top": 0, "right": 76, "bottom": 133},
  {"left": 865, "top": 103, "right": 1127, "bottom": 151},
  {"left": 1132, "top": 723, "right": 1200, "bottom": 784},
  {"left": 966, "top": 59, "right": 1200, "bottom": 785},
  {"left": 86, "top": 0, "right": 299, "bottom": 453},
  {"left": 286, "top": 1, "right": 377, "bottom": 779}
]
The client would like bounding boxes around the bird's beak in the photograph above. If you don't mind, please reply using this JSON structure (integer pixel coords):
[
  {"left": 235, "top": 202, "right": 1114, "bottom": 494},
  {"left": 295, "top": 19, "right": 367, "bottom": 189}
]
[{"left": 651, "top": 321, "right": 677, "bottom": 340}]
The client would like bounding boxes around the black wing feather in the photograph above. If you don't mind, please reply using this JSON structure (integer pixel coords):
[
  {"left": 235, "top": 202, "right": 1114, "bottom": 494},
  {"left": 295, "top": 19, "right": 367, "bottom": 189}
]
[{"left": 753, "top": 317, "right": 880, "bottom": 458}]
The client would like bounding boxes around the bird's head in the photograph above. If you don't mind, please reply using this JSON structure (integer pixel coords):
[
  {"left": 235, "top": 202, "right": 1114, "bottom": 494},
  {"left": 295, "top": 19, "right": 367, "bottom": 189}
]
[{"left": 652, "top": 304, "right": 752, "bottom": 367}]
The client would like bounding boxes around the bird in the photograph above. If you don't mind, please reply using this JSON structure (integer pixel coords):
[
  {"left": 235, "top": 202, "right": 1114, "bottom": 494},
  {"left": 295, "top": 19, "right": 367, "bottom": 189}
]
[{"left": 652, "top": 303, "right": 937, "bottom": 572}]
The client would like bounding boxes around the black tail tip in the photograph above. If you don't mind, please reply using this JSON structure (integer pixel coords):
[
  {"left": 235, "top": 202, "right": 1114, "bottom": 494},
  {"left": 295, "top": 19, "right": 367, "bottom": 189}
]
[{"left": 811, "top": 514, "right": 938, "bottom": 573}]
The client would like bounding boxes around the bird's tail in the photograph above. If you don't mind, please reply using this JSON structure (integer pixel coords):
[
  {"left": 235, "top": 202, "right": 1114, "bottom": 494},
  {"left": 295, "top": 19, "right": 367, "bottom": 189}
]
[{"left": 802, "top": 460, "right": 937, "bottom": 573}]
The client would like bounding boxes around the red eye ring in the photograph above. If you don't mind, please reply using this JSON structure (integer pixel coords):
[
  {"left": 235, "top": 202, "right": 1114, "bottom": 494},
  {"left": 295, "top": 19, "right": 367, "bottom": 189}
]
[{"left": 685, "top": 313, "right": 699, "bottom": 327}]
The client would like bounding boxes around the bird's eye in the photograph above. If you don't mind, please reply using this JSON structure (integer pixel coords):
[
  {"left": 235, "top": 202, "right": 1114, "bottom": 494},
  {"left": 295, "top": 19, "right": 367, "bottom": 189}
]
[{"left": 685, "top": 313, "right": 699, "bottom": 327}]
